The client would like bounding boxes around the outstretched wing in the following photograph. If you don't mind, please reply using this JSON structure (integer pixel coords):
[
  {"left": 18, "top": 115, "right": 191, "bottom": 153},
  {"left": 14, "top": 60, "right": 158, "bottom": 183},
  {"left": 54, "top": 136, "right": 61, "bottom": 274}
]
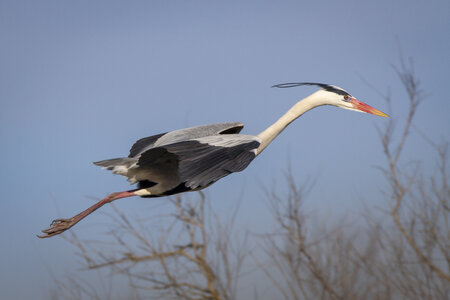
[
  {"left": 129, "top": 122, "right": 244, "bottom": 158},
  {"left": 138, "top": 134, "right": 260, "bottom": 189}
]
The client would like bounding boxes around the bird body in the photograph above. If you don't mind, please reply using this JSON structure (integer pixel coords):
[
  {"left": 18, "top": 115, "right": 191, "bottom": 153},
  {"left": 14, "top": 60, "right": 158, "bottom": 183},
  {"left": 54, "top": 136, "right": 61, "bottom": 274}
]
[
  {"left": 40, "top": 82, "right": 388, "bottom": 238},
  {"left": 94, "top": 122, "right": 261, "bottom": 196}
]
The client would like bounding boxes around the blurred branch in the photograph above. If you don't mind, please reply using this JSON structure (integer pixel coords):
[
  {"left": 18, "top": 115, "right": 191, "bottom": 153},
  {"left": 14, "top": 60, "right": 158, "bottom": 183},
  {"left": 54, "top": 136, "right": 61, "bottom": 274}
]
[
  {"left": 260, "top": 53, "right": 449, "bottom": 300},
  {"left": 381, "top": 57, "right": 450, "bottom": 282},
  {"left": 57, "top": 192, "right": 248, "bottom": 300}
]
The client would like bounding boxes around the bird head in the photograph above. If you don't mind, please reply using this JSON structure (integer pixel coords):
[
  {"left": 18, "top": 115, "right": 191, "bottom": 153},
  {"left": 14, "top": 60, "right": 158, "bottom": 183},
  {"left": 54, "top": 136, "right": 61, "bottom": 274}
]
[{"left": 272, "top": 82, "right": 388, "bottom": 117}]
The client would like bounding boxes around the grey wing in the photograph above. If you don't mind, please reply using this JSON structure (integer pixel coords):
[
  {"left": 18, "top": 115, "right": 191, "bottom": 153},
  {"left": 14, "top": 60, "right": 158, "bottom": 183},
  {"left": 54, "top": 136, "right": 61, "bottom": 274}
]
[
  {"left": 129, "top": 122, "right": 244, "bottom": 158},
  {"left": 153, "top": 122, "right": 244, "bottom": 147},
  {"left": 129, "top": 132, "right": 167, "bottom": 158},
  {"left": 138, "top": 134, "right": 260, "bottom": 189}
]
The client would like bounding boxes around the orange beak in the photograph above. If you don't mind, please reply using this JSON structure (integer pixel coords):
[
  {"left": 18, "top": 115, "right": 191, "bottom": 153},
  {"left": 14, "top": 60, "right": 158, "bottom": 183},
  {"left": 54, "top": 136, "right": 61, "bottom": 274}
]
[{"left": 349, "top": 98, "right": 389, "bottom": 117}]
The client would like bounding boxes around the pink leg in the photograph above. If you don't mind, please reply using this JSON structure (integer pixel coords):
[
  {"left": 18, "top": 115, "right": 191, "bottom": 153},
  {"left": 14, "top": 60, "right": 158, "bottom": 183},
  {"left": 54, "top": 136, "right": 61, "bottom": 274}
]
[{"left": 38, "top": 190, "right": 137, "bottom": 238}]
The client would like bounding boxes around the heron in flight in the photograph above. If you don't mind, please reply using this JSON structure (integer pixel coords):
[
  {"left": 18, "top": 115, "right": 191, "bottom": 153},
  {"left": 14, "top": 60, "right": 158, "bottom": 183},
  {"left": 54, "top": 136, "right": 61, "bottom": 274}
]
[{"left": 39, "top": 82, "right": 387, "bottom": 238}]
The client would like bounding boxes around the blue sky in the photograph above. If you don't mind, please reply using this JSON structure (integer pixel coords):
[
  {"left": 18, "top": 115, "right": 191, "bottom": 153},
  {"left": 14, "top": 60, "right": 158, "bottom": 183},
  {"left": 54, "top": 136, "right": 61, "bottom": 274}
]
[{"left": 1, "top": 0, "right": 449, "bottom": 298}]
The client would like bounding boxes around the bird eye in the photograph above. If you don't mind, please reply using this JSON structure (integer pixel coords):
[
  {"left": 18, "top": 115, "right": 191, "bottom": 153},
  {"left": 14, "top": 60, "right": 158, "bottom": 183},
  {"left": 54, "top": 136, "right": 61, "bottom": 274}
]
[{"left": 343, "top": 95, "right": 350, "bottom": 101}]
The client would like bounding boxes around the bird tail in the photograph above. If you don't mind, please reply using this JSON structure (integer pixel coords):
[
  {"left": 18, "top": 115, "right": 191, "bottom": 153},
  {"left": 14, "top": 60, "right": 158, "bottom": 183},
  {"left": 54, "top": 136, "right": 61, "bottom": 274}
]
[{"left": 93, "top": 157, "right": 137, "bottom": 176}]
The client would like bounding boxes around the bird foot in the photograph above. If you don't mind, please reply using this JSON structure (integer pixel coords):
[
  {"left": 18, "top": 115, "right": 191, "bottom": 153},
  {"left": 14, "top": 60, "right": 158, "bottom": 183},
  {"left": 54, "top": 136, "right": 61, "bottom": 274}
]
[{"left": 38, "top": 218, "right": 76, "bottom": 238}]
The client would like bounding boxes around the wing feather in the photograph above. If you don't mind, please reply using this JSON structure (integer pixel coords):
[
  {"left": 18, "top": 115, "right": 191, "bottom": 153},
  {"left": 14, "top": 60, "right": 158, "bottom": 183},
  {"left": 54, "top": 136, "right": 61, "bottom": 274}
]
[
  {"left": 137, "top": 135, "right": 260, "bottom": 189},
  {"left": 129, "top": 132, "right": 167, "bottom": 158},
  {"left": 128, "top": 122, "right": 244, "bottom": 158}
]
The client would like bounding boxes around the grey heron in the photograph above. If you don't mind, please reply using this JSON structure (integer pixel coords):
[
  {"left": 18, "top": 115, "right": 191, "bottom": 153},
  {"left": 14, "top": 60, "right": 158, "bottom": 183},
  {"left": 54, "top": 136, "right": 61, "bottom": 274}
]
[{"left": 39, "top": 82, "right": 387, "bottom": 238}]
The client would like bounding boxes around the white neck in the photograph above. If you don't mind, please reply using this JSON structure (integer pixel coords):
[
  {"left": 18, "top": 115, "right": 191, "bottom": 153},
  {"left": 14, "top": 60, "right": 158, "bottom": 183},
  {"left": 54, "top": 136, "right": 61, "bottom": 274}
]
[{"left": 256, "top": 92, "right": 327, "bottom": 155}]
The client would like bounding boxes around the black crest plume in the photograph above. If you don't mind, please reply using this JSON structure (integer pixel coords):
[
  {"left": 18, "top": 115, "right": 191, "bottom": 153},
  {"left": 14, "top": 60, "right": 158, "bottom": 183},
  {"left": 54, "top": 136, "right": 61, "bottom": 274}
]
[{"left": 272, "top": 82, "right": 350, "bottom": 96}]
